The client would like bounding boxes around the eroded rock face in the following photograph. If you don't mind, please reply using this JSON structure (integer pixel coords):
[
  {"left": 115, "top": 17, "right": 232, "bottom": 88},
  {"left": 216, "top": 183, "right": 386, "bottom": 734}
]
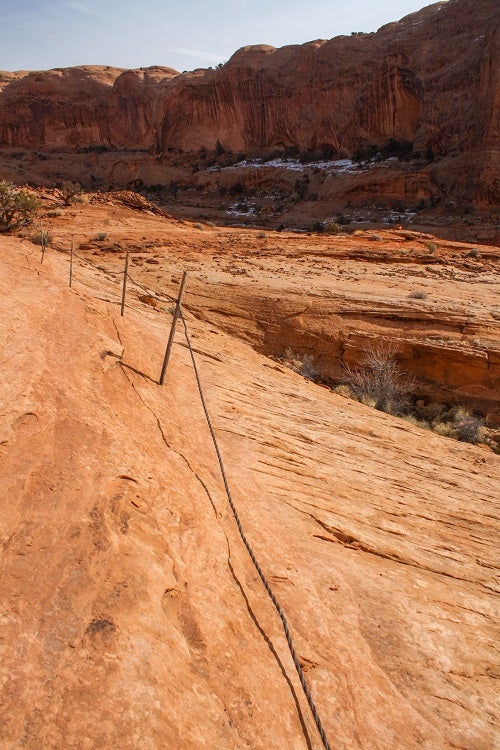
[
  {"left": 0, "top": 0, "right": 498, "bottom": 208},
  {"left": 0, "top": 214, "right": 498, "bottom": 749}
]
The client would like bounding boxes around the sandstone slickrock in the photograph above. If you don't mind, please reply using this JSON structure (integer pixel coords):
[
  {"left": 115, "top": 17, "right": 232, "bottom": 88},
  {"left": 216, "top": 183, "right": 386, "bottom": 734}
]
[
  {"left": 0, "top": 200, "right": 498, "bottom": 748},
  {"left": 0, "top": 0, "right": 498, "bottom": 210}
]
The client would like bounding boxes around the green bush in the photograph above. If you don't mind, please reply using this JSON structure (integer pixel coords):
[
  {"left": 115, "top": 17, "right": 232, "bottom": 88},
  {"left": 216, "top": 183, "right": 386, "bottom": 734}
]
[
  {"left": 0, "top": 181, "right": 40, "bottom": 232},
  {"left": 59, "top": 180, "right": 82, "bottom": 206}
]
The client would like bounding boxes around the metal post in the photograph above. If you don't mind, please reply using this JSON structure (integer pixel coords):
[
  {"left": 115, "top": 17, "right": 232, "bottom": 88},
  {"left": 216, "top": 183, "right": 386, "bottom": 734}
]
[
  {"left": 120, "top": 251, "right": 129, "bottom": 316},
  {"left": 40, "top": 220, "right": 45, "bottom": 264},
  {"left": 69, "top": 235, "right": 74, "bottom": 287},
  {"left": 159, "top": 271, "right": 188, "bottom": 385}
]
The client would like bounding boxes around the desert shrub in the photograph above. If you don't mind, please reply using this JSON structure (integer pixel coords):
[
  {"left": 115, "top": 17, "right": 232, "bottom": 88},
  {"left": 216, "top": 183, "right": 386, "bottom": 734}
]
[
  {"left": 343, "top": 342, "right": 412, "bottom": 415},
  {"left": 323, "top": 220, "right": 343, "bottom": 234},
  {"left": 299, "top": 354, "right": 318, "bottom": 381},
  {"left": 281, "top": 349, "right": 318, "bottom": 381},
  {"left": 0, "top": 181, "right": 40, "bottom": 232},
  {"left": 432, "top": 421, "right": 458, "bottom": 439},
  {"left": 408, "top": 290, "right": 428, "bottom": 299},
  {"left": 94, "top": 232, "right": 107, "bottom": 241},
  {"left": 424, "top": 241, "right": 436, "bottom": 253},
  {"left": 415, "top": 401, "right": 447, "bottom": 423},
  {"left": 359, "top": 394, "right": 377, "bottom": 408},
  {"left": 452, "top": 408, "right": 485, "bottom": 444},
  {"left": 30, "top": 229, "right": 52, "bottom": 247},
  {"left": 402, "top": 414, "right": 430, "bottom": 430},
  {"left": 59, "top": 180, "right": 82, "bottom": 206},
  {"left": 333, "top": 384, "right": 355, "bottom": 398},
  {"left": 466, "top": 248, "right": 481, "bottom": 259}
]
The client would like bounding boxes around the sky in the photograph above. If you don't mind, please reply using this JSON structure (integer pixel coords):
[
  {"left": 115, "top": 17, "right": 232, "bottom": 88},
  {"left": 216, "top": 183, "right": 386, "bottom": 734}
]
[{"left": 1, "top": 0, "right": 438, "bottom": 73}]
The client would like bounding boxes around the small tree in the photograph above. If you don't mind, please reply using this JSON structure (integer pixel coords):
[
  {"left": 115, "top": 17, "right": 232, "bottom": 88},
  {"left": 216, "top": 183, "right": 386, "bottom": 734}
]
[
  {"left": 344, "top": 342, "right": 412, "bottom": 415},
  {"left": 59, "top": 180, "right": 82, "bottom": 206},
  {"left": 0, "top": 181, "right": 40, "bottom": 232}
]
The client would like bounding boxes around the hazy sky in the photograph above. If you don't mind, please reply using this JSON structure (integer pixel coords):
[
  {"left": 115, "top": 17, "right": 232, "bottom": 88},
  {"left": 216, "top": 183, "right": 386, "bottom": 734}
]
[{"left": 2, "top": 0, "right": 438, "bottom": 73}]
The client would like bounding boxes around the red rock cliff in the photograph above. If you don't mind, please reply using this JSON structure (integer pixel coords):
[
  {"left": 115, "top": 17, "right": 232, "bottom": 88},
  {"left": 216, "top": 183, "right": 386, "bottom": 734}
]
[{"left": 0, "top": 0, "right": 498, "bottom": 205}]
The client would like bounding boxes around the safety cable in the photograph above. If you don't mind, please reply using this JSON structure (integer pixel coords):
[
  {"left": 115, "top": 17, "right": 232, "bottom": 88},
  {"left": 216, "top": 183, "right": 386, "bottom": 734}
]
[{"left": 178, "top": 310, "right": 332, "bottom": 750}]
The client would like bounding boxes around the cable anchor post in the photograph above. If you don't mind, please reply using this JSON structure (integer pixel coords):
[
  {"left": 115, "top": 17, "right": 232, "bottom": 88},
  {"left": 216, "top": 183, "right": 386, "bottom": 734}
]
[{"left": 159, "top": 271, "right": 188, "bottom": 385}]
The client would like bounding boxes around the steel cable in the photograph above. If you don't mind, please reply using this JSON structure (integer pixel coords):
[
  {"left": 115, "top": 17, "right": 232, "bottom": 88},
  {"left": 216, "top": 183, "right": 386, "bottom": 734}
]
[{"left": 179, "top": 310, "right": 332, "bottom": 750}]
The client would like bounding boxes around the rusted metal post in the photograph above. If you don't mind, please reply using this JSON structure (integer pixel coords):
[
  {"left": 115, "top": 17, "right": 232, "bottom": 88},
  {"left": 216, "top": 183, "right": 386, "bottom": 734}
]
[
  {"left": 159, "top": 271, "right": 188, "bottom": 385},
  {"left": 69, "top": 235, "right": 74, "bottom": 287},
  {"left": 120, "top": 251, "right": 129, "bottom": 316}
]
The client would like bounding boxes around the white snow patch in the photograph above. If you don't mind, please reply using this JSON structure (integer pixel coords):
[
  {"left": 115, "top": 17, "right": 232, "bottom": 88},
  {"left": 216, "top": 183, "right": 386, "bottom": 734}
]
[
  {"left": 383, "top": 209, "right": 417, "bottom": 224},
  {"left": 226, "top": 202, "right": 256, "bottom": 217},
  {"left": 209, "top": 157, "right": 361, "bottom": 174}
]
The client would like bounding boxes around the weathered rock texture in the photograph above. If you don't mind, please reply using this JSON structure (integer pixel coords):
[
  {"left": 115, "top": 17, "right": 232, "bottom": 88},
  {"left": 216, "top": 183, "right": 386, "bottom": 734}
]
[
  {"left": 1, "top": 188, "right": 500, "bottom": 750},
  {"left": 29, "top": 190, "right": 500, "bottom": 420},
  {"left": 0, "top": 0, "right": 499, "bottom": 209},
  {"left": 0, "top": 200, "right": 499, "bottom": 749}
]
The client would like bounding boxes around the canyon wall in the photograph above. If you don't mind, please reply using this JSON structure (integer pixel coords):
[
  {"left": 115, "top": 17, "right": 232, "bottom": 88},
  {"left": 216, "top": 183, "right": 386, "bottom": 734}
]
[{"left": 0, "top": 0, "right": 498, "bottom": 207}]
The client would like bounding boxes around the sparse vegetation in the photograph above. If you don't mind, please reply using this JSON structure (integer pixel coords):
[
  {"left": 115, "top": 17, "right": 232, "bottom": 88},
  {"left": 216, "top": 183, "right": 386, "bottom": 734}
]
[
  {"left": 343, "top": 342, "right": 411, "bottom": 416},
  {"left": 452, "top": 408, "right": 485, "bottom": 444},
  {"left": 323, "top": 220, "right": 343, "bottom": 235},
  {"left": 466, "top": 248, "right": 481, "bottom": 259},
  {"left": 334, "top": 353, "right": 492, "bottom": 448},
  {"left": 0, "top": 181, "right": 40, "bottom": 232},
  {"left": 402, "top": 414, "right": 430, "bottom": 430},
  {"left": 94, "top": 232, "right": 107, "bottom": 241},
  {"left": 408, "top": 290, "right": 428, "bottom": 300},
  {"left": 59, "top": 180, "right": 82, "bottom": 206},
  {"left": 30, "top": 229, "right": 52, "bottom": 247},
  {"left": 279, "top": 349, "right": 319, "bottom": 381},
  {"left": 333, "top": 384, "right": 355, "bottom": 398}
]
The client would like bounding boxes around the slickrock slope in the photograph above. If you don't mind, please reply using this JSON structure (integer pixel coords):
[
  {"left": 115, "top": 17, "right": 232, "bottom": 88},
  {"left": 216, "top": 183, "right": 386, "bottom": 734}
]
[
  {"left": 0, "top": 0, "right": 498, "bottom": 210},
  {"left": 0, "top": 205, "right": 498, "bottom": 749},
  {"left": 31, "top": 191, "right": 500, "bottom": 421}
]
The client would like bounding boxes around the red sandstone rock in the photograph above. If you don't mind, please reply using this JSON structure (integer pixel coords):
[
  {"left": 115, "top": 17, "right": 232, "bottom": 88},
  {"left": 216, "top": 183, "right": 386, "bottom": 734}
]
[
  {"left": 0, "top": 207, "right": 498, "bottom": 748},
  {"left": 0, "top": 0, "right": 498, "bottom": 209}
]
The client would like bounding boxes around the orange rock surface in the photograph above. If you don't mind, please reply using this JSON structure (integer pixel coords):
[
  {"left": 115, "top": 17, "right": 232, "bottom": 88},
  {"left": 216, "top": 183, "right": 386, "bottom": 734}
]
[{"left": 0, "top": 197, "right": 498, "bottom": 749}]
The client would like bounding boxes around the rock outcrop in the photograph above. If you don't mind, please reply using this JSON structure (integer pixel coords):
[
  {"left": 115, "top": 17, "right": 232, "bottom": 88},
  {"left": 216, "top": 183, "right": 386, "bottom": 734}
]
[
  {"left": 0, "top": 212, "right": 499, "bottom": 748},
  {"left": 27, "top": 190, "right": 499, "bottom": 422},
  {"left": 0, "top": 0, "right": 498, "bottom": 209}
]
